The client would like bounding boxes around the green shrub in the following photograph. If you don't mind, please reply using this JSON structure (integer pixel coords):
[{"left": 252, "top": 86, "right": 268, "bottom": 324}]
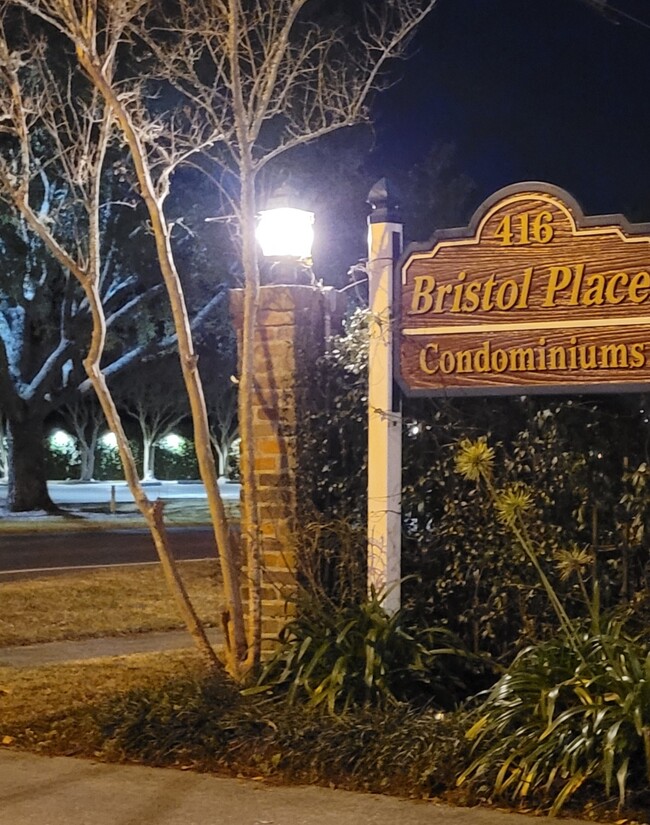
[
  {"left": 93, "top": 671, "right": 469, "bottom": 796},
  {"left": 459, "top": 623, "right": 650, "bottom": 814},
  {"left": 252, "top": 591, "right": 483, "bottom": 713},
  {"left": 97, "top": 673, "right": 241, "bottom": 762},
  {"left": 249, "top": 702, "right": 470, "bottom": 795},
  {"left": 301, "top": 313, "right": 650, "bottom": 662}
]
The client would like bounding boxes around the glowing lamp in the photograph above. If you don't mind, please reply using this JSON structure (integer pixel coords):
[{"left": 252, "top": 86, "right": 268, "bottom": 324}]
[
  {"left": 160, "top": 433, "right": 184, "bottom": 452},
  {"left": 256, "top": 184, "right": 314, "bottom": 260}
]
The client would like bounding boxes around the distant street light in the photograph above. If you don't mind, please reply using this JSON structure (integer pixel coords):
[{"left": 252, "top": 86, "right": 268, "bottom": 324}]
[
  {"left": 159, "top": 433, "right": 185, "bottom": 453},
  {"left": 101, "top": 432, "right": 118, "bottom": 449},
  {"left": 50, "top": 429, "right": 74, "bottom": 449}
]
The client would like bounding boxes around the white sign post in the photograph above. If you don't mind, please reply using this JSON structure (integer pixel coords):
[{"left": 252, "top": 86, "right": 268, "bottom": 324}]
[{"left": 366, "top": 179, "right": 403, "bottom": 614}]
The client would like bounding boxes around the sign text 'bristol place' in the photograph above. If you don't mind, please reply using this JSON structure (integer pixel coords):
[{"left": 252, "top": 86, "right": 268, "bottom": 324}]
[{"left": 397, "top": 183, "right": 650, "bottom": 396}]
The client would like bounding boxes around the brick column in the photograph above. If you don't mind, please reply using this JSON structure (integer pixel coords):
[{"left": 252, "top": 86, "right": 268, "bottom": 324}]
[{"left": 230, "top": 284, "right": 341, "bottom": 649}]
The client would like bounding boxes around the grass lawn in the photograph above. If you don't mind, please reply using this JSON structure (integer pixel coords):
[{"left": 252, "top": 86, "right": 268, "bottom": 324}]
[
  {"left": 0, "top": 561, "right": 470, "bottom": 802},
  {"left": 0, "top": 563, "right": 224, "bottom": 750},
  {"left": 0, "top": 560, "right": 223, "bottom": 646},
  {"left": 0, "top": 650, "right": 207, "bottom": 752},
  {"left": 0, "top": 562, "right": 636, "bottom": 818}
]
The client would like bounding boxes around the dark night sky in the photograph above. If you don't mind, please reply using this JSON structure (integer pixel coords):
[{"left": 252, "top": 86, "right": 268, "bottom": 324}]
[{"left": 371, "top": 0, "right": 650, "bottom": 224}]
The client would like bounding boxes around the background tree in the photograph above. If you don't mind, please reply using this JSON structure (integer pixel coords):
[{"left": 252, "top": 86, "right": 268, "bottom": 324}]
[
  {"left": 0, "top": 412, "right": 7, "bottom": 481},
  {"left": 0, "top": 164, "right": 176, "bottom": 509},
  {"left": 0, "top": 60, "right": 228, "bottom": 510},
  {"left": 208, "top": 378, "right": 239, "bottom": 476},
  {"left": 60, "top": 394, "right": 105, "bottom": 481},
  {"left": 114, "top": 356, "right": 189, "bottom": 482},
  {"left": 198, "top": 333, "right": 239, "bottom": 478},
  {"left": 208, "top": 380, "right": 238, "bottom": 479},
  {"left": 0, "top": 201, "right": 87, "bottom": 510}
]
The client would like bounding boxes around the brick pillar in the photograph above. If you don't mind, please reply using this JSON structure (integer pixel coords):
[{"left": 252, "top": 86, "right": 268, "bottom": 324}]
[{"left": 230, "top": 284, "right": 341, "bottom": 650}]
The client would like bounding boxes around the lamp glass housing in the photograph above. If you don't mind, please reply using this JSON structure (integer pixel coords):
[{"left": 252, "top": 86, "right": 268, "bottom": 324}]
[{"left": 256, "top": 206, "right": 314, "bottom": 259}]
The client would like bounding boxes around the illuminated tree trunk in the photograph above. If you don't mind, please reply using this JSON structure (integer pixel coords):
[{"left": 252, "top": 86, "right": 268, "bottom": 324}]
[
  {"left": 78, "top": 441, "right": 96, "bottom": 482},
  {"left": 238, "top": 162, "right": 263, "bottom": 671},
  {"left": 141, "top": 433, "right": 157, "bottom": 481},
  {"left": 0, "top": 415, "right": 9, "bottom": 483}
]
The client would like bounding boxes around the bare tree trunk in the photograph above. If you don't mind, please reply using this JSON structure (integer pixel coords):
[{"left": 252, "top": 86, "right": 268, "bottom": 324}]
[
  {"left": 1, "top": 104, "right": 222, "bottom": 670},
  {"left": 216, "top": 442, "right": 227, "bottom": 477},
  {"left": 142, "top": 434, "right": 156, "bottom": 481},
  {"left": 80, "top": 100, "right": 221, "bottom": 671},
  {"left": 63, "top": 398, "right": 103, "bottom": 482},
  {"left": 84, "top": 312, "right": 222, "bottom": 672},
  {"left": 238, "top": 163, "right": 263, "bottom": 672},
  {"left": 0, "top": 416, "right": 8, "bottom": 483},
  {"left": 75, "top": 54, "right": 248, "bottom": 678},
  {"left": 78, "top": 436, "right": 97, "bottom": 481}
]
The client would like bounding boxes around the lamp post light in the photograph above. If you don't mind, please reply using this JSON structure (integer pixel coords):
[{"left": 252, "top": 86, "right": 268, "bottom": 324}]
[
  {"left": 256, "top": 183, "right": 314, "bottom": 283},
  {"left": 253, "top": 177, "right": 404, "bottom": 615}
]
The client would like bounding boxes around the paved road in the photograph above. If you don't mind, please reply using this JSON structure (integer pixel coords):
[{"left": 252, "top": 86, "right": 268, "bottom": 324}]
[{"left": 0, "top": 527, "right": 216, "bottom": 577}]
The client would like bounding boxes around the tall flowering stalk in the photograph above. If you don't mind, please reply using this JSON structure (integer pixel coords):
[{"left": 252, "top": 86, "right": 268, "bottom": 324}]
[{"left": 455, "top": 438, "right": 582, "bottom": 657}]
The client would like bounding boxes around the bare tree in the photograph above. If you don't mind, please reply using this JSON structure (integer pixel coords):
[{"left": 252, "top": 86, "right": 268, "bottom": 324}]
[
  {"left": 7, "top": 0, "right": 437, "bottom": 677},
  {"left": 208, "top": 381, "right": 238, "bottom": 479},
  {"left": 0, "top": 10, "right": 220, "bottom": 669}
]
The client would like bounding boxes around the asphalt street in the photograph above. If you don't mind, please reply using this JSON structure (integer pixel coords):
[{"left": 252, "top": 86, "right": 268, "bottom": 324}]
[
  {"left": 0, "top": 479, "right": 241, "bottom": 575},
  {"left": 0, "top": 526, "right": 216, "bottom": 577}
]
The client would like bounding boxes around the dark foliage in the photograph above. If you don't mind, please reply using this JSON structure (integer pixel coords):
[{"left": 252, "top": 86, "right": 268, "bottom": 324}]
[
  {"left": 94, "top": 672, "right": 469, "bottom": 796},
  {"left": 251, "top": 590, "right": 487, "bottom": 712},
  {"left": 298, "top": 313, "right": 650, "bottom": 663}
]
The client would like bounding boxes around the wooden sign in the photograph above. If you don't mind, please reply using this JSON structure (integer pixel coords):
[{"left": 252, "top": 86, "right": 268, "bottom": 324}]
[{"left": 397, "top": 182, "right": 650, "bottom": 396}]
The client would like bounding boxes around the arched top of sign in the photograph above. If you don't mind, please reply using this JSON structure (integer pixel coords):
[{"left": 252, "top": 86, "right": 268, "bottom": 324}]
[
  {"left": 404, "top": 182, "right": 650, "bottom": 264},
  {"left": 396, "top": 182, "right": 650, "bottom": 398}
]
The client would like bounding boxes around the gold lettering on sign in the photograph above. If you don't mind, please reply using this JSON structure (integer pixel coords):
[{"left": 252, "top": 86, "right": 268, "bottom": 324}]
[
  {"left": 401, "top": 186, "right": 650, "bottom": 395},
  {"left": 408, "top": 268, "right": 534, "bottom": 316},
  {"left": 493, "top": 211, "right": 554, "bottom": 246},
  {"left": 418, "top": 339, "right": 648, "bottom": 377},
  {"left": 409, "top": 264, "right": 650, "bottom": 316},
  {"left": 410, "top": 275, "right": 436, "bottom": 314},
  {"left": 541, "top": 265, "right": 650, "bottom": 308}
]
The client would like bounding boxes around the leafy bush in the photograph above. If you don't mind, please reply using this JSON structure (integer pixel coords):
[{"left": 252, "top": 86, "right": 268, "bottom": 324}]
[
  {"left": 298, "top": 309, "right": 369, "bottom": 525},
  {"left": 459, "top": 623, "right": 650, "bottom": 814},
  {"left": 98, "top": 672, "right": 241, "bottom": 762},
  {"left": 249, "top": 702, "right": 470, "bottom": 795},
  {"left": 295, "top": 517, "right": 367, "bottom": 608},
  {"left": 300, "top": 313, "right": 650, "bottom": 661},
  {"left": 252, "top": 591, "right": 482, "bottom": 713},
  {"left": 94, "top": 671, "right": 469, "bottom": 796}
]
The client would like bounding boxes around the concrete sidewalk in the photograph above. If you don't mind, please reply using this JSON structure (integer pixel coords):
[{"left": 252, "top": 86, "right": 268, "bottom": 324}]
[
  {"left": 0, "top": 628, "right": 223, "bottom": 668},
  {"left": 0, "top": 750, "right": 588, "bottom": 825}
]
